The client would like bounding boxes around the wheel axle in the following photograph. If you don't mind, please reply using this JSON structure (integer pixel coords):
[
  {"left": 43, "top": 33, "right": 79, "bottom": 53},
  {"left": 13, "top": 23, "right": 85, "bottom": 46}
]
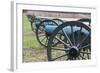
[{"left": 69, "top": 46, "right": 79, "bottom": 58}]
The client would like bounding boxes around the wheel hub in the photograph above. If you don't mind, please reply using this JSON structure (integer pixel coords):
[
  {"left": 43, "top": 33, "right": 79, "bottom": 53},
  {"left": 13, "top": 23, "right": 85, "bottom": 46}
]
[{"left": 69, "top": 46, "right": 79, "bottom": 58}]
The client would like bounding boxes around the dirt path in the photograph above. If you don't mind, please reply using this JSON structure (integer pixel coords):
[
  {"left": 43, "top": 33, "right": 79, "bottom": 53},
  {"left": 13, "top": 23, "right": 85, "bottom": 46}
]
[{"left": 23, "top": 48, "right": 48, "bottom": 63}]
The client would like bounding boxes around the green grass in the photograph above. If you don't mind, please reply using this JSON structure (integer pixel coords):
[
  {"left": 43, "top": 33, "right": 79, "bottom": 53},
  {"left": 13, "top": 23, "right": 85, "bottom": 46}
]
[
  {"left": 23, "top": 14, "right": 32, "bottom": 32},
  {"left": 22, "top": 14, "right": 44, "bottom": 49}
]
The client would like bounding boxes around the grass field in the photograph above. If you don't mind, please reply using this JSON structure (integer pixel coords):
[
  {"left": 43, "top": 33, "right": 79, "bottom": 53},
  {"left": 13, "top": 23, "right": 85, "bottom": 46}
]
[
  {"left": 22, "top": 14, "right": 44, "bottom": 49},
  {"left": 22, "top": 14, "right": 47, "bottom": 62}
]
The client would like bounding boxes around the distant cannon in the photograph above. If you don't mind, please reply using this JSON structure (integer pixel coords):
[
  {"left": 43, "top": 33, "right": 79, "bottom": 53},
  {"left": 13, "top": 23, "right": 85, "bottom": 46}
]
[{"left": 27, "top": 15, "right": 64, "bottom": 47}]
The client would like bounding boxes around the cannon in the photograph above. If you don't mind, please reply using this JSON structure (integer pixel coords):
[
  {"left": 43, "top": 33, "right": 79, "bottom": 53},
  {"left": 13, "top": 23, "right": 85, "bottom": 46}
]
[
  {"left": 47, "top": 21, "right": 91, "bottom": 61},
  {"left": 27, "top": 15, "right": 64, "bottom": 47},
  {"left": 26, "top": 15, "right": 91, "bottom": 61}
]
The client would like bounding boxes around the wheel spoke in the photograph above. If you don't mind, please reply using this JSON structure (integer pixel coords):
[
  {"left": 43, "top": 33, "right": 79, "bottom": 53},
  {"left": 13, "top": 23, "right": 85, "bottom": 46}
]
[
  {"left": 78, "top": 33, "right": 90, "bottom": 47},
  {"left": 55, "top": 37, "right": 71, "bottom": 48},
  {"left": 40, "top": 36, "right": 46, "bottom": 42},
  {"left": 79, "top": 26, "right": 82, "bottom": 40},
  {"left": 86, "top": 49, "right": 90, "bottom": 59},
  {"left": 82, "top": 49, "right": 85, "bottom": 56},
  {"left": 80, "top": 51, "right": 90, "bottom": 54},
  {"left": 79, "top": 44, "right": 90, "bottom": 49},
  {"left": 79, "top": 54, "right": 85, "bottom": 59},
  {"left": 71, "top": 26, "right": 75, "bottom": 45},
  {"left": 62, "top": 29, "right": 73, "bottom": 46},
  {"left": 45, "top": 39, "right": 48, "bottom": 45},
  {"left": 51, "top": 53, "right": 68, "bottom": 61},
  {"left": 77, "top": 27, "right": 82, "bottom": 47}
]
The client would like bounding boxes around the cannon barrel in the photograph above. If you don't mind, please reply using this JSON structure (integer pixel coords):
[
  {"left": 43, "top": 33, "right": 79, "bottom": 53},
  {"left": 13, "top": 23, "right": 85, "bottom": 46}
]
[{"left": 45, "top": 25, "right": 89, "bottom": 36}]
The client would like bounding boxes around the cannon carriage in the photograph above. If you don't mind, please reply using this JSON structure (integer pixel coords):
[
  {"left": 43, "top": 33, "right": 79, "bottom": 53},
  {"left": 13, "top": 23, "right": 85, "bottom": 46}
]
[{"left": 27, "top": 15, "right": 91, "bottom": 61}]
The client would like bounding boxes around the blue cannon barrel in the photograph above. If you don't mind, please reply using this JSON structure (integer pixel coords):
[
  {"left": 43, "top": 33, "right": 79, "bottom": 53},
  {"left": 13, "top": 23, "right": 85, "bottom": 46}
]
[
  {"left": 34, "top": 19, "right": 55, "bottom": 27},
  {"left": 45, "top": 25, "right": 57, "bottom": 34},
  {"left": 45, "top": 25, "right": 89, "bottom": 36}
]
